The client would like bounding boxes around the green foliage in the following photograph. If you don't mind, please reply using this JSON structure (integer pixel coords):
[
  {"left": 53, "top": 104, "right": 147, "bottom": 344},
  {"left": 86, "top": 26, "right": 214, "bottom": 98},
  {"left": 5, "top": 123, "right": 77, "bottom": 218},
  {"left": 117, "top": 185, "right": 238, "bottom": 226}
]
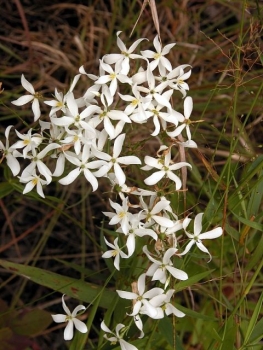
[{"left": 0, "top": 299, "right": 52, "bottom": 350}]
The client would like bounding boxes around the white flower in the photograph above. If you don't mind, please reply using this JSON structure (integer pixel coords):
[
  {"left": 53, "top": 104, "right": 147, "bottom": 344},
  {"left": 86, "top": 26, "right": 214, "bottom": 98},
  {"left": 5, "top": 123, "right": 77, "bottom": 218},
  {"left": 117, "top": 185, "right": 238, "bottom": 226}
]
[
  {"left": 156, "top": 64, "right": 192, "bottom": 98},
  {"left": 0, "top": 125, "right": 20, "bottom": 176},
  {"left": 58, "top": 145, "right": 105, "bottom": 191},
  {"left": 92, "top": 133, "right": 141, "bottom": 185},
  {"left": 101, "top": 321, "right": 138, "bottom": 350},
  {"left": 12, "top": 128, "right": 42, "bottom": 158},
  {"left": 139, "top": 196, "right": 174, "bottom": 228},
  {"left": 102, "top": 237, "right": 128, "bottom": 271},
  {"left": 103, "top": 197, "right": 131, "bottom": 234},
  {"left": 44, "top": 88, "right": 67, "bottom": 116},
  {"left": 119, "top": 213, "right": 157, "bottom": 257},
  {"left": 145, "top": 100, "right": 184, "bottom": 136},
  {"left": 90, "top": 100, "right": 131, "bottom": 139},
  {"left": 116, "top": 273, "right": 164, "bottom": 318},
  {"left": 138, "top": 67, "right": 171, "bottom": 109},
  {"left": 50, "top": 92, "right": 99, "bottom": 130},
  {"left": 166, "top": 96, "right": 193, "bottom": 140},
  {"left": 179, "top": 213, "right": 223, "bottom": 262},
  {"left": 161, "top": 289, "right": 185, "bottom": 317},
  {"left": 142, "top": 147, "right": 191, "bottom": 190},
  {"left": 44, "top": 74, "right": 82, "bottom": 116},
  {"left": 20, "top": 143, "right": 60, "bottom": 184},
  {"left": 11, "top": 74, "right": 41, "bottom": 121},
  {"left": 141, "top": 35, "right": 176, "bottom": 73},
  {"left": 143, "top": 245, "right": 188, "bottom": 284},
  {"left": 51, "top": 294, "right": 87, "bottom": 341},
  {"left": 103, "top": 31, "right": 146, "bottom": 75},
  {"left": 119, "top": 84, "right": 151, "bottom": 123},
  {"left": 19, "top": 171, "right": 47, "bottom": 198},
  {"left": 95, "top": 60, "right": 132, "bottom": 96}
]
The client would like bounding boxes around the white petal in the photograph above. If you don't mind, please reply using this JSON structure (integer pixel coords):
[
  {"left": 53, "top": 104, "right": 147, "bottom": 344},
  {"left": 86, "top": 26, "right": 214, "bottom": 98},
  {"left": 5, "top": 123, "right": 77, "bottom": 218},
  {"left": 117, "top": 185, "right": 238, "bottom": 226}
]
[
  {"left": 102, "top": 250, "right": 114, "bottom": 258},
  {"left": 152, "top": 268, "right": 166, "bottom": 283},
  {"left": 166, "top": 124, "right": 185, "bottom": 138},
  {"left": 84, "top": 169, "right": 98, "bottom": 191},
  {"left": 64, "top": 320, "right": 74, "bottom": 340},
  {"left": 141, "top": 299, "right": 158, "bottom": 318},
  {"left": 23, "top": 181, "right": 35, "bottom": 195},
  {"left": 154, "top": 93, "right": 171, "bottom": 109},
  {"left": 12, "top": 95, "right": 34, "bottom": 106},
  {"left": 53, "top": 153, "right": 65, "bottom": 177},
  {"left": 151, "top": 200, "right": 170, "bottom": 215},
  {"left": 196, "top": 241, "right": 212, "bottom": 262},
  {"left": 104, "top": 117, "right": 115, "bottom": 139},
  {"left": 167, "top": 172, "right": 182, "bottom": 190},
  {"left": 66, "top": 92, "right": 78, "bottom": 116},
  {"left": 118, "top": 156, "right": 141, "bottom": 165},
  {"left": 116, "top": 290, "right": 138, "bottom": 300},
  {"left": 144, "top": 156, "right": 160, "bottom": 169},
  {"left": 100, "top": 320, "right": 111, "bottom": 334},
  {"left": 21, "top": 74, "right": 35, "bottom": 94},
  {"left": 126, "top": 234, "right": 135, "bottom": 257},
  {"left": 36, "top": 181, "right": 45, "bottom": 198},
  {"left": 153, "top": 35, "right": 161, "bottom": 52},
  {"left": 194, "top": 213, "right": 204, "bottom": 236},
  {"left": 166, "top": 265, "right": 188, "bottom": 280},
  {"left": 113, "top": 133, "right": 125, "bottom": 158},
  {"left": 114, "top": 163, "right": 126, "bottom": 186},
  {"left": 51, "top": 314, "right": 66, "bottom": 323},
  {"left": 73, "top": 318, "right": 88, "bottom": 333},
  {"left": 179, "top": 240, "right": 195, "bottom": 256},
  {"left": 37, "top": 161, "right": 52, "bottom": 183},
  {"left": 162, "top": 43, "right": 176, "bottom": 55},
  {"left": 119, "top": 339, "right": 139, "bottom": 350},
  {"left": 165, "top": 303, "right": 185, "bottom": 317},
  {"left": 144, "top": 171, "right": 165, "bottom": 185},
  {"left": 198, "top": 227, "right": 223, "bottom": 240},
  {"left": 163, "top": 248, "right": 177, "bottom": 264},
  {"left": 59, "top": 168, "right": 81, "bottom": 185},
  {"left": 32, "top": 98, "right": 41, "bottom": 121},
  {"left": 143, "top": 287, "right": 164, "bottom": 299},
  {"left": 154, "top": 215, "right": 174, "bottom": 227},
  {"left": 184, "top": 96, "right": 193, "bottom": 120},
  {"left": 72, "top": 305, "right": 86, "bottom": 317},
  {"left": 6, "top": 154, "right": 20, "bottom": 176},
  {"left": 137, "top": 273, "right": 146, "bottom": 296},
  {"left": 96, "top": 75, "right": 111, "bottom": 85},
  {"left": 114, "top": 253, "right": 120, "bottom": 270},
  {"left": 62, "top": 294, "right": 71, "bottom": 316}
]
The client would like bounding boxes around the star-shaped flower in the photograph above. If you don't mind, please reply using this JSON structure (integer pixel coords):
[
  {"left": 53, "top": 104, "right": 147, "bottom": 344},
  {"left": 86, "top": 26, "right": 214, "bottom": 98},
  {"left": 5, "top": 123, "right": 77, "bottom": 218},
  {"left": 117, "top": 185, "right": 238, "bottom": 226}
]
[
  {"left": 179, "top": 213, "right": 223, "bottom": 262},
  {"left": 12, "top": 74, "right": 41, "bottom": 121},
  {"left": 51, "top": 295, "right": 87, "bottom": 341}
]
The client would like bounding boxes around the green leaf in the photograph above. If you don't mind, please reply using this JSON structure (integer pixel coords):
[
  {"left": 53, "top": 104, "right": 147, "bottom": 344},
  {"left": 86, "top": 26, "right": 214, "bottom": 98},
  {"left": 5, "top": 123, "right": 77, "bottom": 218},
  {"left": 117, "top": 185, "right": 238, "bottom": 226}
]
[
  {"left": 10, "top": 309, "right": 52, "bottom": 336},
  {"left": 231, "top": 213, "right": 263, "bottom": 231},
  {"left": 175, "top": 303, "right": 217, "bottom": 321},
  {"left": 219, "top": 315, "right": 236, "bottom": 350},
  {"left": 243, "top": 292, "right": 263, "bottom": 345},
  {"left": 247, "top": 317, "right": 263, "bottom": 345},
  {"left": 0, "top": 182, "right": 14, "bottom": 198},
  {"left": 246, "top": 234, "right": 263, "bottom": 271},
  {"left": 0, "top": 260, "right": 115, "bottom": 309},
  {"left": 175, "top": 269, "right": 215, "bottom": 292},
  {"left": 0, "top": 327, "right": 14, "bottom": 350}
]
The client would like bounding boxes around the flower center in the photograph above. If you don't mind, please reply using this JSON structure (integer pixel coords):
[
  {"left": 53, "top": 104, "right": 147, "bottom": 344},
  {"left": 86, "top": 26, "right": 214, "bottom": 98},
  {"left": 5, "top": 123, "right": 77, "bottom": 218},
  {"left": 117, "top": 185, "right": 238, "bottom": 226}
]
[{"left": 154, "top": 53, "right": 161, "bottom": 60}]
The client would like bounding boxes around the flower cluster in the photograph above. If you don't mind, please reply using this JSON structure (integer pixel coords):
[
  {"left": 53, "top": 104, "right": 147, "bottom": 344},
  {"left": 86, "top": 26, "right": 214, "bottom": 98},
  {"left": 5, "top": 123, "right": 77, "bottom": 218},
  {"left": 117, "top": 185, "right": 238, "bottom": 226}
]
[{"left": 1, "top": 32, "right": 223, "bottom": 347}]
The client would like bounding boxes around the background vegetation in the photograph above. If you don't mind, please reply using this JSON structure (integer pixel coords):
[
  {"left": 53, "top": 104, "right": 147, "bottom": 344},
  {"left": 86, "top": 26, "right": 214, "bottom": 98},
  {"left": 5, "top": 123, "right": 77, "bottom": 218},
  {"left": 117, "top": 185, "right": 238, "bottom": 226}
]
[{"left": 0, "top": 0, "right": 262, "bottom": 349}]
